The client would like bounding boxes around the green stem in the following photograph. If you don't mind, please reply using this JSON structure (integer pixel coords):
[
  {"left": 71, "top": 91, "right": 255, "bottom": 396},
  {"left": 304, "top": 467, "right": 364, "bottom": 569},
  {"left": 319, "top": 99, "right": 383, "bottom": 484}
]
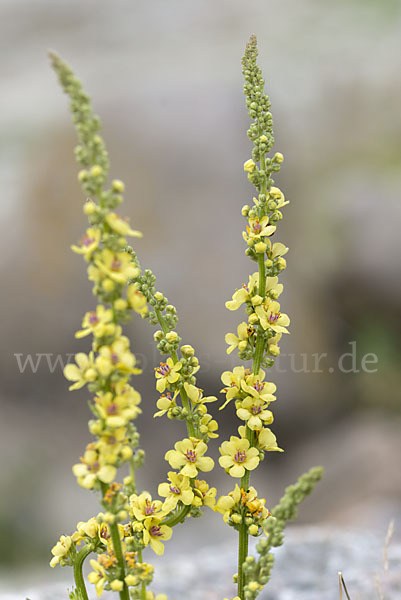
[
  {"left": 100, "top": 483, "right": 129, "bottom": 600},
  {"left": 238, "top": 251, "right": 267, "bottom": 598},
  {"left": 73, "top": 545, "right": 92, "bottom": 600},
  {"left": 154, "top": 307, "right": 195, "bottom": 437},
  {"left": 238, "top": 516, "right": 248, "bottom": 600},
  {"left": 137, "top": 549, "right": 147, "bottom": 600},
  {"left": 129, "top": 456, "right": 137, "bottom": 493},
  {"left": 109, "top": 521, "right": 129, "bottom": 600},
  {"left": 162, "top": 504, "right": 191, "bottom": 527}
]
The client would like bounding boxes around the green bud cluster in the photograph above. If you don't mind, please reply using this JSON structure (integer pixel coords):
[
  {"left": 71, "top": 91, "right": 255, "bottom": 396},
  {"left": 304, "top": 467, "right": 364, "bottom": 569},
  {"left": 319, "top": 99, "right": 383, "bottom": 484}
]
[{"left": 242, "top": 467, "right": 323, "bottom": 599}]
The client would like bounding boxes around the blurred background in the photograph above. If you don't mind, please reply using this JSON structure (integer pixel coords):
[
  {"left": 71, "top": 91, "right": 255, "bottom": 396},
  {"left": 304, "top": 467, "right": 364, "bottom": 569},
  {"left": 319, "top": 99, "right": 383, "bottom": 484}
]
[{"left": 1, "top": 0, "right": 401, "bottom": 591}]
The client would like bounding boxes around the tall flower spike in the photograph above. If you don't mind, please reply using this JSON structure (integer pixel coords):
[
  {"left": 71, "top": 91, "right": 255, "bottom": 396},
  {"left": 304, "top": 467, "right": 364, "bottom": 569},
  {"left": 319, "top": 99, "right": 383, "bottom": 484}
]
[
  {"left": 218, "top": 35, "right": 297, "bottom": 600},
  {"left": 50, "top": 51, "right": 216, "bottom": 600}
]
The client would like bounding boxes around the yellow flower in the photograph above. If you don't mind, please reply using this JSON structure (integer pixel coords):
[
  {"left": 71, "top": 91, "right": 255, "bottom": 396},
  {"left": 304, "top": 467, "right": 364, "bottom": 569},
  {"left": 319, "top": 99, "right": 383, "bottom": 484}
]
[
  {"left": 64, "top": 352, "right": 97, "bottom": 390},
  {"left": 50, "top": 535, "right": 72, "bottom": 567},
  {"left": 192, "top": 479, "right": 216, "bottom": 508},
  {"left": 97, "top": 427, "right": 129, "bottom": 462},
  {"left": 183, "top": 383, "right": 217, "bottom": 405},
  {"left": 219, "top": 436, "right": 260, "bottom": 478},
  {"left": 240, "top": 371, "right": 277, "bottom": 403},
  {"left": 127, "top": 282, "right": 148, "bottom": 316},
  {"left": 142, "top": 517, "right": 172, "bottom": 555},
  {"left": 95, "top": 248, "right": 139, "bottom": 284},
  {"left": 154, "top": 358, "right": 182, "bottom": 393},
  {"left": 226, "top": 273, "right": 283, "bottom": 313},
  {"left": 96, "top": 337, "right": 141, "bottom": 377},
  {"left": 154, "top": 391, "right": 178, "bottom": 418},
  {"left": 75, "top": 305, "right": 114, "bottom": 339},
  {"left": 214, "top": 493, "right": 236, "bottom": 523},
  {"left": 72, "top": 443, "right": 116, "bottom": 488},
  {"left": 94, "top": 385, "right": 142, "bottom": 428},
  {"left": 158, "top": 471, "right": 194, "bottom": 511},
  {"left": 257, "top": 427, "right": 284, "bottom": 452},
  {"left": 226, "top": 274, "right": 257, "bottom": 310},
  {"left": 220, "top": 366, "right": 248, "bottom": 409},
  {"left": 165, "top": 437, "right": 214, "bottom": 478},
  {"left": 105, "top": 213, "right": 142, "bottom": 238},
  {"left": 88, "top": 558, "right": 107, "bottom": 597},
  {"left": 266, "top": 239, "right": 289, "bottom": 260},
  {"left": 236, "top": 398, "right": 273, "bottom": 431},
  {"left": 225, "top": 322, "right": 253, "bottom": 355},
  {"left": 98, "top": 523, "right": 125, "bottom": 549},
  {"left": 71, "top": 517, "right": 99, "bottom": 543},
  {"left": 200, "top": 413, "right": 219, "bottom": 438},
  {"left": 269, "top": 186, "right": 289, "bottom": 208},
  {"left": 71, "top": 227, "right": 101, "bottom": 260},
  {"left": 129, "top": 492, "right": 164, "bottom": 521},
  {"left": 243, "top": 216, "right": 276, "bottom": 244},
  {"left": 254, "top": 300, "right": 290, "bottom": 334}
]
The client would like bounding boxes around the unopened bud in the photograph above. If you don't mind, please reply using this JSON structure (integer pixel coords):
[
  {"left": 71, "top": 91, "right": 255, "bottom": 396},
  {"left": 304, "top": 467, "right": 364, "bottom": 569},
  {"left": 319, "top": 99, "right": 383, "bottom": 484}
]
[
  {"left": 90, "top": 165, "right": 103, "bottom": 177},
  {"left": 83, "top": 199, "right": 96, "bottom": 215},
  {"left": 181, "top": 344, "right": 195, "bottom": 357},
  {"left": 112, "top": 179, "right": 125, "bottom": 193}
]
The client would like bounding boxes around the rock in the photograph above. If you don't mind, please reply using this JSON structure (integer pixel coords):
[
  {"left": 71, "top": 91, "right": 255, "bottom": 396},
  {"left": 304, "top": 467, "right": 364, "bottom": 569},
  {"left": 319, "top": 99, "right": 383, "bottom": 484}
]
[{"left": 2, "top": 526, "right": 400, "bottom": 600}]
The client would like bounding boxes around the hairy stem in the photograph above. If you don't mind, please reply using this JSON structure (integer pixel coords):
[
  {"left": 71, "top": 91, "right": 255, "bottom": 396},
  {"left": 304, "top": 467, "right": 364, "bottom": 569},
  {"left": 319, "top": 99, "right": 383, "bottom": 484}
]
[{"left": 73, "top": 545, "right": 92, "bottom": 600}]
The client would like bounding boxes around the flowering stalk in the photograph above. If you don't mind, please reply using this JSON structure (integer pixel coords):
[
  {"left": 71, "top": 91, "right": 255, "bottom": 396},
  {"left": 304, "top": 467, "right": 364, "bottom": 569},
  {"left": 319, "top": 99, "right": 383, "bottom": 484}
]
[
  {"left": 48, "top": 37, "right": 322, "bottom": 600},
  {"left": 49, "top": 51, "right": 217, "bottom": 600},
  {"left": 215, "top": 36, "right": 322, "bottom": 600}
]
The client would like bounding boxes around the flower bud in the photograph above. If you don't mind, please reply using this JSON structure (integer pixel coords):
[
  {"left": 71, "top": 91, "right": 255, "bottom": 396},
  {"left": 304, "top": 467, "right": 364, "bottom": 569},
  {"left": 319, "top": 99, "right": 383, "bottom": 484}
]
[
  {"left": 231, "top": 513, "right": 242, "bottom": 524},
  {"left": 78, "top": 169, "right": 88, "bottom": 182},
  {"left": 90, "top": 165, "right": 103, "bottom": 177},
  {"left": 112, "top": 179, "right": 125, "bottom": 193},
  {"left": 277, "top": 257, "right": 287, "bottom": 270},
  {"left": 103, "top": 512, "right": 115, "bottom": 524},
  {"left": 83, "top": 199, "right": 97, "bottom": 215},
  {"left": 121, "top": 446, "right": 133, "bottom": 460},
  {"left": 85, "top": 368, "right": 97, "bottom": 382},
  {"left": 248, "top": 313, "right": 258, "bottom": 325},
  {"left": 241, "top": 205, "right": 250, "bottom": 216},
  {"left": 251, "top": 295, "right": 263, "bottom": 306},
  {"left": 269, "top": 344, "right": 280, "bottom": 357},
  {"left": 154, "top": 292, "right": 164, "bottom": 301},
  {"left": 114, "top": 299, "right": 127, "bottom": 311},
  {"left": 102, "top": 279, "right": 115, "bottom": 292},
  {"left": 248, "top": 581, "right": 260, "bottom": 592},
  {"left": 248, "top": 524, "right": 259, "bottom": 536},
  {"left": 244, "top": 159, "right": 256, "bottom": 173},
  {"left": 110, "top": 580, "right": 124, "bottom": 592},
  {"left": 254, "top": 242, "right": 267, "bottom": 254},
  {"left": 166, "top": 331, "right": 178, "bottom": 342},
  {"left": 181, "top": 344, "right": 195, "bottom": 357}
]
